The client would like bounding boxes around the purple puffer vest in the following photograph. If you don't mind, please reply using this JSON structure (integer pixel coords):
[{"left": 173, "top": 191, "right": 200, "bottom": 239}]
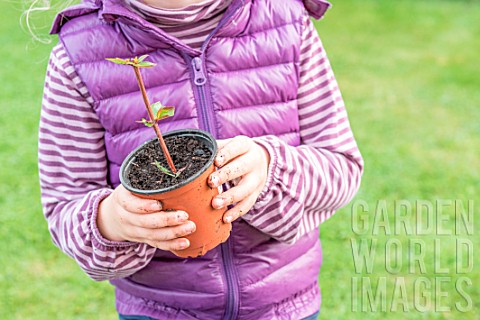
[{"left": 52, "top": 0, "right": 331, "bottom": 318}]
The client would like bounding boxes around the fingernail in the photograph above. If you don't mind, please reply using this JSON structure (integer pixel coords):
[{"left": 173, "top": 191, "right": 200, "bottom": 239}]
[
  {"left": 213, "top": 197, "right": 225, "bottom": 209},
  {"left": 209, "top": 175, "right": 219, "bottom": 187},
  {"left": 216, "top": 154, "right": 225, "bottom": 166},
  {"left": 186, "top": 221, "right": 196, "bottom": 233},
  {"left": 179, "top": 239, "right": 190, "bottom": 250},
  {"left": 178, "top": 211, "right": 189, "bottom": 221},
  {"left": 225, "top": 215, "right": 233, "bottom": 223},
  {"left": 150, "top": 201, "right": 162, "bottom": 211}
]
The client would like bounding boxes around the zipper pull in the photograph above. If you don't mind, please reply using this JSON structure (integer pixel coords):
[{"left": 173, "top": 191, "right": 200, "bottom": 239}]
[{"left": 192, "top": 57, "right": 207, "bottom": 86}]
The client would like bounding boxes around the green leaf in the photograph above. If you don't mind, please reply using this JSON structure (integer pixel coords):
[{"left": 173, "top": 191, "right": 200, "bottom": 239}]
[
  {"left": 156, "top": 106, "right": 175, "bottom": 121},
  {"left": 136, "top": 118, "right": 153, "bottom": 127},
  {"left": 152, "top": 160, "right": 176, "bottom": 177},
  {"left": 105, "top": 57, "right": 129, "bottom": 65},
  {"left": 150, "top": 102, "right": 175, "bottom": 121},
  {"left": 137, "top": 61, "right": 156, "bottom": 68},
  {"left": 106, "top": 57, "right": 155, "bottom": 68},
  {"left": 151, "top": 102, "right": 163, "bottom": 117},
  {"left": 138, "top": 54, "right": 149, "bottom": 62}
]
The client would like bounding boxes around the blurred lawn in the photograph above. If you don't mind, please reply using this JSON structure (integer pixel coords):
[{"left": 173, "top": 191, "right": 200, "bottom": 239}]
[{"left": 0, "top": 0, "right": 478, "bottom": 319}]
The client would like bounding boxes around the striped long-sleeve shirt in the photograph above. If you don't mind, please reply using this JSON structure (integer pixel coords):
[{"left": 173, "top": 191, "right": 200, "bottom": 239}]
[{"left": 39, "top": 2, "right": 363, "bottom": 281}]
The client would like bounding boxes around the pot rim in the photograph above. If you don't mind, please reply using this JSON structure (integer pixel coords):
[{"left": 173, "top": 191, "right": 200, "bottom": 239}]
[{"left": 120, "top": 129, "right": 217, "bottom": 196}]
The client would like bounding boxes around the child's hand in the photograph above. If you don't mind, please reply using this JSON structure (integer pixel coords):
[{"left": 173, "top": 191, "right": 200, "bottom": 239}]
[
  {"left": 209, "top": 136, "right": 270, "bottom": 223},
  {"left": 97, "top": 185, "right": 196, "bottom": 251}
]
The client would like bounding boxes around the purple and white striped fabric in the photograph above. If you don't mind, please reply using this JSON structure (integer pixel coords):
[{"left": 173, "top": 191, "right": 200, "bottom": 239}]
[
  {"left": 39, "top": 4, "right": 363, "bottom": 280},
  {"left": 125, "top": 0, "right": 232, "bottom": 49}
]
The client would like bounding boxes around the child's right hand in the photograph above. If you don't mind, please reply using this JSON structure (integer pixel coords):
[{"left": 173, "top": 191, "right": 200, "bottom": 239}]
[{"left": 97, "top": 185, "right": 196, "bottom": 252}]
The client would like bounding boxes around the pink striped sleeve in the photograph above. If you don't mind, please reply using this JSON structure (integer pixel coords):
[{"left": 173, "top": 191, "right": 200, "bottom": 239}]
[
  {"left": 243, "top": 15, "right": 364, "bottom": 243},
  {"left": 39, "top": 43, "right": 156, "bottom": 281}
]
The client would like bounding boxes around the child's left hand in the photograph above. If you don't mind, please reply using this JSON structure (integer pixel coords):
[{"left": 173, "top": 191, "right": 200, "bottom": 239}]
[{"left": 208, "top": 136, "right": 270, "bottom": 223}]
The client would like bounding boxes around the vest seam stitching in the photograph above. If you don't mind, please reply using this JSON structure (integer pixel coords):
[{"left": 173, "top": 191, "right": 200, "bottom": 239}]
[
  {"left": 69, "top": 49, "right": 161, "bottom": 67},
  {"left": 217, "top": 98, "right": 297, "bottom": 113},
  {"left": 105, "top": 115, "right": 198, "bottom": 138},
  {"left": 60, "top": 19, "right": 110, "bottom": 38},
  {"left": 210, "top": 60, "right": 298, "bottom": 76},
  {"left": 95, "top": 78, "right": 190, "bottom": 103},
  {"left": 214, "top": 18, "right": 302, "bottom": 40}
]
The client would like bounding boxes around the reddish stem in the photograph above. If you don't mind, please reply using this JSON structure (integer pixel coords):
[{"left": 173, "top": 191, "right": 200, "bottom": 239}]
[{"left": 133, "top": 66, "right": 177, "bottom": 173}]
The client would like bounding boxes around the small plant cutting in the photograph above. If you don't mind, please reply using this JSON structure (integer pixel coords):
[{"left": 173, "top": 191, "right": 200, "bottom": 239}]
[
  {"left": 106, "top": 55, "right": 179, "bottom": 177},
  {"left": 107, "top": 55, "right": 231, "bottom": 258}
]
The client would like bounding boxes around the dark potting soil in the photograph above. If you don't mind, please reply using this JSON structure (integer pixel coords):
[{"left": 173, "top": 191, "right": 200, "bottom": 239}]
[{"left": 128, "top": 136, "right": 212, "bottom": 190}]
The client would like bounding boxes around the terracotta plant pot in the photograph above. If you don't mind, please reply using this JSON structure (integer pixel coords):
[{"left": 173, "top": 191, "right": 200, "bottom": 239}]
[{"left": 120, "top": 129, "right": 231, "bottom": 258}]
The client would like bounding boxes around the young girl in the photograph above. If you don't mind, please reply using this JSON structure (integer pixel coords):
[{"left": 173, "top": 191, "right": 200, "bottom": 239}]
[{"left": 38, "top": 0, "right": 363, "bottom": 318}]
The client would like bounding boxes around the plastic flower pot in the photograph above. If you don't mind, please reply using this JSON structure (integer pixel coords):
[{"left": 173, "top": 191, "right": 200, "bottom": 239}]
[{"left": 120, "top": 129, "right": 231, "bottom": 258}]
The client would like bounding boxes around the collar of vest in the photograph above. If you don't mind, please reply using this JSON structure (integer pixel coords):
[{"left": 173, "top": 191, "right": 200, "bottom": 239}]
[
  {"left": 51, "top": 0, "right": 251, "bottom": 55},
  {"left": 50, "top": 0, "right": 331, "bottom": 36},
  {"left": 303, "top": 0, "right": 331, "bottom": 20}
]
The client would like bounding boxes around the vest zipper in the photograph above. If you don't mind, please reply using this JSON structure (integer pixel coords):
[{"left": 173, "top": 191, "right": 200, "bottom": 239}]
[
  {"left": 189, "top": 0, "right": 243, "bottom": 137},
  {"left": 184, "top": 52, "right": 241, "bottom": 319},
  {"left": 191, "top": 56, "right": 217, "bottom": 137},
  {"left": 221, "top": 238, "right": 240, "bottom": 320},
  {"left": 186, "top": 2, "right": 245, "bottom": 318}
]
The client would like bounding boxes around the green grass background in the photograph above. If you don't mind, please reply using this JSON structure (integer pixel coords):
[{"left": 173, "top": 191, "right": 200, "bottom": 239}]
[{"left": 0, "top": 0, "right": 478, "bottom": 319}]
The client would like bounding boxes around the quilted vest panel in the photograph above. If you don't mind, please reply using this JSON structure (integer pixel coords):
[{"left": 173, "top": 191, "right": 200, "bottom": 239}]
[{"left": 55, "top": 0, "right": 326, "bottom": 317}]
